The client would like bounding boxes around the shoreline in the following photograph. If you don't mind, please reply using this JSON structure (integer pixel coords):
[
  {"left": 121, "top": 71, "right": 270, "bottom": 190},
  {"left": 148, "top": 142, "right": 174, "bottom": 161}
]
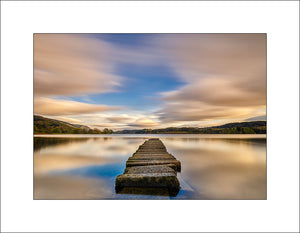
[{"left": 34, "top": 134, "right": 267, "bottom": 139}]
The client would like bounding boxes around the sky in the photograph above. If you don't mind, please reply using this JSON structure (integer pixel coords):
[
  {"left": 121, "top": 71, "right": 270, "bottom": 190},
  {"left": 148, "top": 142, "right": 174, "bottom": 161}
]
[{"left": 34, "top": 33, "right": 266, "bottom": 130}]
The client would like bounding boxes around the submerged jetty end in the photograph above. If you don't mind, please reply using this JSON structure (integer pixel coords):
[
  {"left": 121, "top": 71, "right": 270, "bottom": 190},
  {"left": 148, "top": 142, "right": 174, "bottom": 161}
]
[{"left": 115, "top": 138, "right": 181, "bottom": 196}]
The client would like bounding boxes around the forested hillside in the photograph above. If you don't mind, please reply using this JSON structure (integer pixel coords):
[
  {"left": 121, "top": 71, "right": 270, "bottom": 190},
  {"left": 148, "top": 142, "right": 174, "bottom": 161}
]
[
  {"left": 34, "top": 115, "right": 113, "bottom": 134},
  {"left": 115, "top": 121, "right": 266, "bottom": 134}
]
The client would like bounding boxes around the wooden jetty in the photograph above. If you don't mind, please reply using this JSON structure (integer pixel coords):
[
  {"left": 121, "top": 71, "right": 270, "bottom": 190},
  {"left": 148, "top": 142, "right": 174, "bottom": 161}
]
[{"left": 115, "top": 138, "right": 181, "bottom": 196}]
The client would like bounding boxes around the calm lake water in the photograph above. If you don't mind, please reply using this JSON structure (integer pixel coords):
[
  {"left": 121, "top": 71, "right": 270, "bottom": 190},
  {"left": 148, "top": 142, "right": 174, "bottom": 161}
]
[{"left": 34, "top": 134, "right": 266, "bottom": 200}]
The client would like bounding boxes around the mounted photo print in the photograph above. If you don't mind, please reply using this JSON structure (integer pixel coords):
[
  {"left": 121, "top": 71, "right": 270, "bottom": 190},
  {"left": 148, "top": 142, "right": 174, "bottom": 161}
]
[{"left": 33, "top": 33, "right": 266, "bottom": 200}]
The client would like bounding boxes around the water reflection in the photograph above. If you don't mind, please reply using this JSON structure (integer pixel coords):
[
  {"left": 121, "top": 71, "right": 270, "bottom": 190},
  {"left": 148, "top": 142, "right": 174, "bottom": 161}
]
[
  {"left": 163, "top": 137, "right": 266, "bottom": 199},
  {"left": 34, "top": 175, "right": 112, "bottom": 200},
  {"left": 34, "top": 137, "right": 88, "bottom": 152},
  {"left": 34, "top": 134, "right": 266, "bottom": 200}
]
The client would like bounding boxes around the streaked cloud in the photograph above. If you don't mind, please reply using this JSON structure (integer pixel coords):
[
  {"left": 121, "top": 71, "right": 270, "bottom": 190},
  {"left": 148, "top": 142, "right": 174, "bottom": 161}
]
[
  {"left": 53, "top": 117, "right": 84, "bottom": 124},
  {"left": 245, "top": 115, "right": 267, "bottom": 121},
  {"left": 156, "top": 34, "right": 266, "bottom": 123},
  {"left": 106, "top": 116, "right": 131, "bottom": 123},
  {"left": 92, "top": 123, "right": 116, "bottom": 128},
  {"left": 34, "top": 34, "right": 123, "bottom": 97},
  {"left": 44, "top": 112, "right": 161, "bottom": 130},
  {"left": 34, "top": 97, "right": 119, "bottom": 116},
  {"left": 128, "top": 118, "right": 160, "bottom": 128},
  {"left": 157, "top": 101, "right": 259, "bottom": 122}
]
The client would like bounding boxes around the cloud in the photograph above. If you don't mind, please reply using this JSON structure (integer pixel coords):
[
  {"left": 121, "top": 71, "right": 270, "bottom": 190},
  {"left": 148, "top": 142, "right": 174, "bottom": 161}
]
[
  {"left": 161, "top": 75, "right": 266, "bottom": 107},
  {"left": 156, "top": 34, "right": 266, "bottom": 123},
  {"left": 34, "top": 34, "right": 123, "bottom": 97},
  {"left": 105, "top": 116, "right": 131, "bottom": 123},
  {"left": 41, "top": 111, "right": 161, "bottom": 130},
  {"left": 92, "top": 123, "right": 116, "bottom": 128},
  {"left": 34, "top": 97, "right": 119, "bottom": 116},
  {"left": 53, "top": 117, "right": 84, "bottom": 124},
  {"left": 156, "top": 101, "right": 257, "bottom": 122},
  {"left": 128, "top": 118, "right": 160, "bottom": 128},
  {"left": 245, "top": 115, "right": 266, "bottom": 121}
]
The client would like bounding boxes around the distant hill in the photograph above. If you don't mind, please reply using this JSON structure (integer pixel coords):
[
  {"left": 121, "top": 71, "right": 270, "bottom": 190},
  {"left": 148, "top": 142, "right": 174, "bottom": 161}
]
[
  {"left": 115, "top": 121, "right": 266, "bottom": 134},
  {"left": 210, "top": 121, "right": 266, "bottom": 129},
  {"left": 34, "top": 115, "right": 266, "bottom": 134},
  {"left": 34, "top": 115, "right": 113, "bottom": 134}
]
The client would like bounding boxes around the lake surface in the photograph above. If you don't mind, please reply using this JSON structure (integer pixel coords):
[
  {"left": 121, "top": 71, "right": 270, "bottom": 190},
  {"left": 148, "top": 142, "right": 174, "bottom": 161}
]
[{"left": 34, "top": 134, "right": 266, "bottom": 200}]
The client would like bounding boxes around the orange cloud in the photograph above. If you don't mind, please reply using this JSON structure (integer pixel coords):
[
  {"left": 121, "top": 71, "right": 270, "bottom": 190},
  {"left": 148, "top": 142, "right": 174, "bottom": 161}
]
[
  {"left": 157, "top": 34, "right": 266, "bottom": 123},
  {"left": 34, "top": 34, "right": 122, "bottom": 97},
  {"left": 34, "top": 97, "right": 119, "bottom": 116},
  {"left": 128, "top": 118, "right": 159, "bottom": 128}
]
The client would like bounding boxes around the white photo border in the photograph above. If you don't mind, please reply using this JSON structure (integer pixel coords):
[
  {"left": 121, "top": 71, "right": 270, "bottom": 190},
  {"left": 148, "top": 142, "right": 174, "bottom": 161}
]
[{"left": 1, "top": 1, "right": 299, "bottom": 232}]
